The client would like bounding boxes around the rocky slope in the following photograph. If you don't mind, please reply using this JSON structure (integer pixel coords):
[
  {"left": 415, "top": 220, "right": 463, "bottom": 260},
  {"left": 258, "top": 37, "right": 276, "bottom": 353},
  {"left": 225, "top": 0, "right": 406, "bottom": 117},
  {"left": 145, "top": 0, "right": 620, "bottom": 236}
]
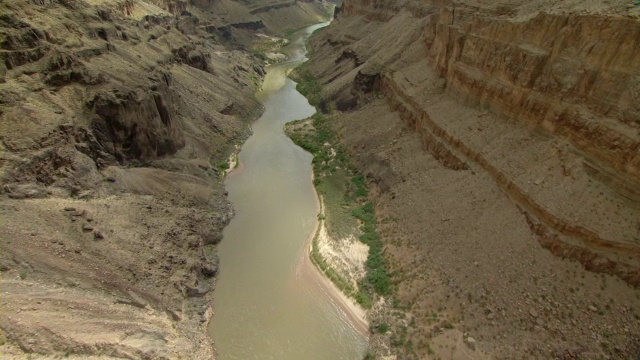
[
  {"left": 0, "top": 0, "right": 327, "bottom": 358},
  {"left": 301, "top": 0, "right": 640, "bottom": 358}
]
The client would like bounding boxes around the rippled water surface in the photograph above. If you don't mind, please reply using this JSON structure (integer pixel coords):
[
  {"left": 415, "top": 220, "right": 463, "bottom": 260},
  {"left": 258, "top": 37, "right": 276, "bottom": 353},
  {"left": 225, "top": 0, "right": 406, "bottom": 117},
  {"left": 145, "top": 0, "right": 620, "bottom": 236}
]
[{"left": 209, "top": 22, "right": 368, "bottom": 360}]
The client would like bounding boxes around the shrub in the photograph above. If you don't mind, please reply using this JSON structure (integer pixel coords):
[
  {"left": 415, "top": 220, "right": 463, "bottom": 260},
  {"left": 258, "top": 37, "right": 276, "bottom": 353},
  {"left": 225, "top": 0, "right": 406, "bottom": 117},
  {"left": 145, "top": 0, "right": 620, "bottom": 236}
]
[
  {"left": 217, "top": 160, "right": 230, "bottom": 171},
  {"left": 366, "top": 267, "right": 391, "bottom": 296},
  {"left": 377, "top": 323, "right": 389, "bottom": 333},
  {"left": 351, "top": 175, "right": 368, "bottom": 197},
  {"left": 355, "top": 290, "right": 373, "bottom": 309}
]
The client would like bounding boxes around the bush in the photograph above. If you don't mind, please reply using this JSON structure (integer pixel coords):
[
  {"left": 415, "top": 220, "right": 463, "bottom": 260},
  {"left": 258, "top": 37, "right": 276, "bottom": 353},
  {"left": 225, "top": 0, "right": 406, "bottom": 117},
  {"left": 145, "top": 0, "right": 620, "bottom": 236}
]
[
  {"left": 351, "top": 175, "right": 368, "bottom": 197},
  {"left": 377, "top": 323, "right": 389, "bottom": 333},
  {"left": 363, "top": 352, "right": 376, "bottom": 360},
  {"left": 355, "top": 290, "right": 372, "bottom": 309},
  {"left": 352, "top": 202, "right": 375, "bottom": 224},
  {"left": 366, "top": 267, "right": 391, "bottom": 296},
  {"left": 217, "top": 160, "right": 230, "bottom": 171}
]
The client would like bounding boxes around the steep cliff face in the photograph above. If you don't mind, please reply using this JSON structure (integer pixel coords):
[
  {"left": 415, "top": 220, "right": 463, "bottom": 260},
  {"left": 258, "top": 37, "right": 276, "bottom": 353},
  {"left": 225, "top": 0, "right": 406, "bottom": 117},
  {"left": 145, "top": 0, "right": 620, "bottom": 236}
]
[
  {"left": 0, "top": 0, "right": 325, "bottom": 358},
  {"left": 302, "top": 0, "right": 640, "bottom": 358},
  {"left": 428, "top": 8, "right": 640, "bottom": 199}
]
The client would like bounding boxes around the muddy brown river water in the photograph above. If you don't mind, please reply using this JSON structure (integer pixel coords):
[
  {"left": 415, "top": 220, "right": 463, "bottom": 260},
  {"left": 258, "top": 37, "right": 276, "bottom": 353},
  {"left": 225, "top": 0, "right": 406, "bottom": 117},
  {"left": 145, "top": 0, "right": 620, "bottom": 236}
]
[{"left": 208, "top": 22, "right": 369, "bottom": 360}]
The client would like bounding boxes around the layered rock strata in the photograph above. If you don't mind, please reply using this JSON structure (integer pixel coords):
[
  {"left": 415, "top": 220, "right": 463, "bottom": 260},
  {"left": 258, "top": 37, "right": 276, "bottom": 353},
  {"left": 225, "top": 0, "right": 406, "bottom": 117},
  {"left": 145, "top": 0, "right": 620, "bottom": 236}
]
[{"left": 301, "top": 0, "right": 640, "bottom": 358}]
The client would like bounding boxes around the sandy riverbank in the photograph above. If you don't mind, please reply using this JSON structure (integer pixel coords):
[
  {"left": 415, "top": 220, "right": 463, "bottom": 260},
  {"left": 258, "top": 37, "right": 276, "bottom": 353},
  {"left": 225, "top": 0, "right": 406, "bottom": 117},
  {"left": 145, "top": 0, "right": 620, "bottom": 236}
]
[{"left": 296, "top": 173, "right": 370, "bottom": 335}]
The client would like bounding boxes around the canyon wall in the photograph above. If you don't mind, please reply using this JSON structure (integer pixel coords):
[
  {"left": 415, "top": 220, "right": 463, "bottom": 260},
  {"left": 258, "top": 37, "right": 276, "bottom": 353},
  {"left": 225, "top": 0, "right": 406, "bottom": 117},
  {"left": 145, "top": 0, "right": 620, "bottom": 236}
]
[
  {"left": 0, "top": 0, "right": 326, "bottom": 358},
  {"left": 428, "top": 7, "right": 640, "bottom": 199},
  {"left": 302, "top": 0, "right": 640, "bottom": 358}
]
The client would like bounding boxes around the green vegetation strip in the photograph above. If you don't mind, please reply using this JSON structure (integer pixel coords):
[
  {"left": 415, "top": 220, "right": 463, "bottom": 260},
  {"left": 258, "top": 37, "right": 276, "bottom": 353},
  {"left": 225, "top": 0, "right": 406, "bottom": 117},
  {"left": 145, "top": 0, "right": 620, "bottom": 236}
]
[
  {"left": 295, "top": 70, "right": 322, "bottom": 107},
  {"left": 286, "top": 100, "right": 391, "bottom": 308}
]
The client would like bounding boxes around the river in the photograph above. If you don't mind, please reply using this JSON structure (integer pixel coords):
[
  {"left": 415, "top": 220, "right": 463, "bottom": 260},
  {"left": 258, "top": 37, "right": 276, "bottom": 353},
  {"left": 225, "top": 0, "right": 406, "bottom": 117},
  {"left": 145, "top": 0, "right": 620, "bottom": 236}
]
[{"left": 208, "top": 22, "right": 369, "bottom": 360}]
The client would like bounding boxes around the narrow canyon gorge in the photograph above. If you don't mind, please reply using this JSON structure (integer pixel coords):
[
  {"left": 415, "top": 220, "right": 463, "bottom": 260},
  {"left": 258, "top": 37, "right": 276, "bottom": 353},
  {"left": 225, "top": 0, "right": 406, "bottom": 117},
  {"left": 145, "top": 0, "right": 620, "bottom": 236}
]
[{"left": 1, "top": 0, "right": 639, "bottom": 359}]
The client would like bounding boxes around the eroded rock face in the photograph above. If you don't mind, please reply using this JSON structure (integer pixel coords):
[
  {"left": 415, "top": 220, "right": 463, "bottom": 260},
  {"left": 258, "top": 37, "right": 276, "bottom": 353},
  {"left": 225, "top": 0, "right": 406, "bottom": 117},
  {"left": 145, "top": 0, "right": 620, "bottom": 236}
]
[
  {"left": 172, "top": 44, "right": 212, "bottom": 72},
  {"left": 89, "top": 88, "right": 185, "bottom": 161},
  {"left": 353, "top": 63, "right": 381, "bottom": 94},
  {"left": 300, "top": 0, "right": 640, "bottom": 358},
  {"left": 0, "top": 0, "right": 313, "bottom": 357},
  {"left": 0, "top": 0, "right": 268, "bottom": 177},
  {"left": 335, "top": 62, "right": 382, "bottom": 111},
  {"left": 427, "top": 10, "right": 640, "bottom": 199}
]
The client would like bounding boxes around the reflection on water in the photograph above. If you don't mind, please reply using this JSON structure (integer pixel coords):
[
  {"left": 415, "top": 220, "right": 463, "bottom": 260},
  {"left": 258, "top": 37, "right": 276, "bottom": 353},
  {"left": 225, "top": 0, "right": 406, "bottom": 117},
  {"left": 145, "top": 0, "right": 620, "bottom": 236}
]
[{"left": 209, "top": 23, "right": 368, "bottom": 360}]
